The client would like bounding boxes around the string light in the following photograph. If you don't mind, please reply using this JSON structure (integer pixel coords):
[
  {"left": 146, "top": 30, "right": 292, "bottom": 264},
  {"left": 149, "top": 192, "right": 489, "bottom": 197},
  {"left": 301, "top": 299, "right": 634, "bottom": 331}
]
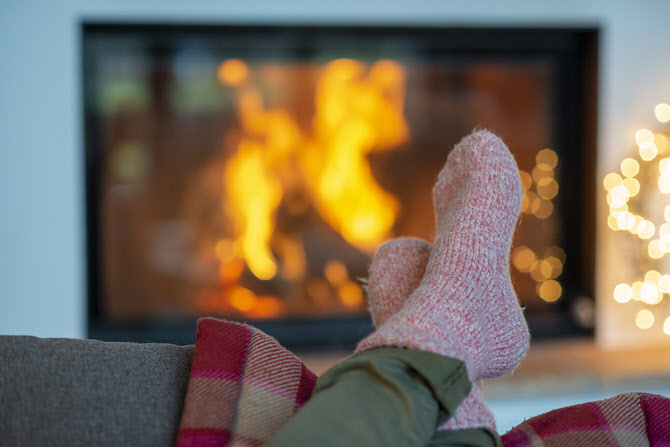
[
  {"left": 655, "top": 103, "right": 670, "bottom": 123},
  {"left": 606, "top": 112, "right": 670, "bottom": 335}
]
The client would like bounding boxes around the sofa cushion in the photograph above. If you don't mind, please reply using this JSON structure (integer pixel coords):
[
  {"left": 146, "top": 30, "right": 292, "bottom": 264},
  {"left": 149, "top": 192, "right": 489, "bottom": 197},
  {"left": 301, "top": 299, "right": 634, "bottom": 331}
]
[{"left": 0, "top": 336, "right": 194, "bottom": 446}]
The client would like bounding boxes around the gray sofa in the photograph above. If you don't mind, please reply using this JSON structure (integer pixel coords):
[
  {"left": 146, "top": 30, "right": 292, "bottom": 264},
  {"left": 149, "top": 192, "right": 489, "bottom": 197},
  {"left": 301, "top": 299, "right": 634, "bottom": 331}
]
[{"left": 0, "top": 336, "right": 195, "bottom": 446}]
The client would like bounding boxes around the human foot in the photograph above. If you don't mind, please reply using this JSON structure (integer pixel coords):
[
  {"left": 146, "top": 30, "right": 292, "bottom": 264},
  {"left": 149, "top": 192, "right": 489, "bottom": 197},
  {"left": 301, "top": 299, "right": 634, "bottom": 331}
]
[
  {"left": 365, "top": 238, "right": 431, "bottom": 327},
  {"left": 365, "top": 237, "right": 497, "bottom": 431},
  {"left": 356, "top": 130, "right": 529, "bottom": 380}
]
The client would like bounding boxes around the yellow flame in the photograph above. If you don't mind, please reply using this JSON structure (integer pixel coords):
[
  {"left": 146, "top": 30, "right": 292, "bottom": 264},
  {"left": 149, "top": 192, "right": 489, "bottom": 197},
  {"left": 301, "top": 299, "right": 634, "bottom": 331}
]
[
  {"left": 304, "top": 59, "right": 406, "bottom": 250},
  {"left": 220, "top": 58, "right": 408, "bottom": 281},
  {"left": 224, "top": 141, "right": 283, "bottom": 280}
]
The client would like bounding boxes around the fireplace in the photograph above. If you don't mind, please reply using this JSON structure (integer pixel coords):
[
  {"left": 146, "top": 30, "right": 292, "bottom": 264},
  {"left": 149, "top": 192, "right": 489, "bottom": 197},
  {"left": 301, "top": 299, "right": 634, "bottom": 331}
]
[{"left": 84, "top": 24, "right": 597, "bottom": 347}]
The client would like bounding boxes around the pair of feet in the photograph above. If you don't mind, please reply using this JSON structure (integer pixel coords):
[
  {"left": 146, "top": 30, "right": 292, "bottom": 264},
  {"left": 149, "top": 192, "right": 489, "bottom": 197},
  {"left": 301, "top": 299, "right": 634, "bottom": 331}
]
[{"left": 356, "top": 130, "right": 530, "bottom": 431}]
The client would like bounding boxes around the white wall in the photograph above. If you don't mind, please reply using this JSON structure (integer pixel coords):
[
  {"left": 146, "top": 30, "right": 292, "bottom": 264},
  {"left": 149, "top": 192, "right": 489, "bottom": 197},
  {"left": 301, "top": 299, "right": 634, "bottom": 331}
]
[{"left": 2, "top": 0, "right": 670, "bottom": 339}]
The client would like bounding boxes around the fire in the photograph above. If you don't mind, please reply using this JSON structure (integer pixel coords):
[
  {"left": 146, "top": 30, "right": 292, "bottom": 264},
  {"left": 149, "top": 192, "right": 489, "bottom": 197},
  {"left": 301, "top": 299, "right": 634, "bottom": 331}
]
[
  {"left": 224, "top": 140, "right": 283, "bottom": 280},
  {"left": 304, "top": 59, "right": 407, "bottom": 250},
  {"left": 218, "top": 58, "right": 409, "bottom": 283}
]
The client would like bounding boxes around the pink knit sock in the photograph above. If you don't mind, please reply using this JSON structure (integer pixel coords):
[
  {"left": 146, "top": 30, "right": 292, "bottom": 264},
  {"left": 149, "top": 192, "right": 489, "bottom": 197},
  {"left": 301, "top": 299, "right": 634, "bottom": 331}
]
[
  {"left": 365, "top": 238, "right": 432, "bottom": 327},
  {"left": 356, "top": 130, "right": 529, "bottom": 383},
  {"left": 365, "top": 238, "right": 497, "bottom": 431}
]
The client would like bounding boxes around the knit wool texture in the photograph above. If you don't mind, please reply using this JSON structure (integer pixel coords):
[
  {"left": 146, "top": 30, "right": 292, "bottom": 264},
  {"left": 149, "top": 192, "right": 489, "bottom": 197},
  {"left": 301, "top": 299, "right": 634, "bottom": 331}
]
[
  {"left": 356, "top": 130, "right": 530, "bottom": 384},
  {"left": 365, "top": 237, "right": 497, "bottom": 431}
]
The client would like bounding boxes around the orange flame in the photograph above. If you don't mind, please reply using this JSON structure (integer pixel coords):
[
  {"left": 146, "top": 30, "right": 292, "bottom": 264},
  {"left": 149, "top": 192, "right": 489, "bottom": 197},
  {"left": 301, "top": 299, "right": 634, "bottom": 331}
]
[{"left": 217, "top": 58, "right": 408, "bottom": 288}]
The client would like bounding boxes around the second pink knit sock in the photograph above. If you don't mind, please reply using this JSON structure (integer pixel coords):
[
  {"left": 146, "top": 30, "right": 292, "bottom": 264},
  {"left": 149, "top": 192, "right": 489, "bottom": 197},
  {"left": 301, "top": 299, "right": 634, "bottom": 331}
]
[
  {"left": 356, "top": 130, "right": 529, "bottom": 381},
  {"left": 365, "top": 238, "right": 432, "bottom": 327}
]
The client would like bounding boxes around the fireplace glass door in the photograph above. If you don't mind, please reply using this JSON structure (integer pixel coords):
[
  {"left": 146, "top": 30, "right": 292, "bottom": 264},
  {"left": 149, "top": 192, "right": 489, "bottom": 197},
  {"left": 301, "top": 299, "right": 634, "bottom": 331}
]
[{"left": 84, "top": 25, "right": 597, "bottom": 346}]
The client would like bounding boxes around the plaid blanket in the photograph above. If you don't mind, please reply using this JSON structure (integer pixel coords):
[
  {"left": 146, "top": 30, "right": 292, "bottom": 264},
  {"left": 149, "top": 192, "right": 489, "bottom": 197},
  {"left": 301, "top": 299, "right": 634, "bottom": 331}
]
[
  {"left": 178, "top": 318, "right": 670, "bottom": 446},
  {"left": 501, "top": 391, "right": 670, "bottom": 447},
  {"left": 177, "top": 318, "right": 317, "bottom": 446}
]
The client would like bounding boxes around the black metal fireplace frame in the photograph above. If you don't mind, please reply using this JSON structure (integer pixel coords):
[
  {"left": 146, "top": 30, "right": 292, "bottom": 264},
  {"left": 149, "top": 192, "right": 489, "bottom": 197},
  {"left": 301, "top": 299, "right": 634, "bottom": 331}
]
[{"left": 83, "top": 23, "right": 598, "bottom": 349}]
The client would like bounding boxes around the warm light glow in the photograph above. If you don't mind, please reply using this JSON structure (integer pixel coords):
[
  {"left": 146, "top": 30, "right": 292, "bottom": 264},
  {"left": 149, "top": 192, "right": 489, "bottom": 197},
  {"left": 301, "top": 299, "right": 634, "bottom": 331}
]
[
  {"left": 660, "top": 158, "right": 670, "bottom": 176},
  {"left": 645, "top": 270, "right": 661, "bottom": 284},
  {"left": 531, "top": 165, "right": 553, "bottom": 183},
  {"left": 545, "top": 246, "right": 566, "bottom": 262},
  {"left": 665, "top": 205, "right": 670, "bottom": 223},
  {"left": 648, "top": 240, "right": 664, "bottom": 259},
  {"left": 526, "top": 191, "right": 541, "bottom": 214},
  {"left": 544, "top": 256, "right": 563, "bottom": 278},
  {"left": 608, "top": 214, "right": 619, "bottom": 231},
  {"left": 536, "top": 177, "right": 559, "bottom": 200},
  {"left": 607, "top": 185, "right": 630, "bottom": 208},
  {"left": 659, "top": 175, "right": 670, "bottom": 194},
  {"left": 630, "top": 215, "right": 644, "bottom": 235},
  {"left": 215, "top": 239, "right": 237, "bottom": 262},
  {"left": 339, "top": 280, "right": 363, "bottom": 308},
  {"left": 249, "top": 296, "right": 284, "bottom": 319},
  {"left": 533, "top": 199, "right": 553, "bottom": 219},
  {"left": 659, "top": 275, "right": 670, "bottom": 293},
  {"left": 538, "top": 280, "right": 562, "bottom": 302},
  {"left": 638, "top": 221, "right": 656, "bottom": 240},
  {"left": 620, "top": 158, "right": 640, "bottom": 178},
  {"left": 632, "top": 281, "right": 643, "bottom": 300},
  {"left": 622, "top": 178, "right": 640, "bottom": 196},
  {"left": 218, "top": 59, "right": 250, "bottom": 86},
  {"left": 603, "top": 172, "right": 623, "bottom": 191},
  {"left": 635, "top": 128, "right": 655, "bottom": 146},
  {"left": 228, "top": 286, "right": 258, "bottom": 312},
  {"left": 640, "top": 141, "right": 658, "bottom": 161},
  {"left": 521, "top": 194, "right": 530, "bottom": 212},
  {"left": 640, "top": 282, "right": 661, "bottom": 304},
  {"left": 536, "top": 149, "right": 558, "bottom": 169},
  {"left": 324, "top": 260, "right": 348, "bottom": 286},
  {"left": 276, "top": 236, "right": 306, "bottom": 280},
  {"left": 616, "top": 211, "right": 635, "bottom": 231},
  {"left": 655, "top": 103, "right": 670, "bottom": 123},
  {"left": 664, "top": 317, "right": 670, "bottom": 335},
  {"left": 656, "top": 134, "right": 670, "bottom": 155},
  {"left": 661, "top": 223, "right": 670, "bottom": 239},
  {"left": 613, "top": 283, "right": 633, "bottom": 303},
  {"left": 635, "top": 309, "right": 654, "bottom": 329},
  {"left": 512, "top": 246, "right": 536, "bottom": 272},
  {"left": 218, "top": 259, "right": 245, "bottom": 284},
  {"left": 530, "top": 260, "right": 553, "bottom": 282},
  {"left": 519, "top": 170, "right": 532, "bottom": 191}
]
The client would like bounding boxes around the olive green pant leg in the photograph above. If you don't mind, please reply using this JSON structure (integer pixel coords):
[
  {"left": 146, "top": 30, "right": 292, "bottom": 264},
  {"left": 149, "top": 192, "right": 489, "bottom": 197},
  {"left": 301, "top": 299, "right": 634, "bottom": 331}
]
[{"left": 264, "top": 347, "right": 501, "bottom": 447}]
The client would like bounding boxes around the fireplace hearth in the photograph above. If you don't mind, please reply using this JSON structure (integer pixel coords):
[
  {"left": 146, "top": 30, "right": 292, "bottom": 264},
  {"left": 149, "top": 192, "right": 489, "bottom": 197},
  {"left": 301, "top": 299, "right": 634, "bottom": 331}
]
[{"left": 84, "top": 24, "right": 597, "bottom": 347}]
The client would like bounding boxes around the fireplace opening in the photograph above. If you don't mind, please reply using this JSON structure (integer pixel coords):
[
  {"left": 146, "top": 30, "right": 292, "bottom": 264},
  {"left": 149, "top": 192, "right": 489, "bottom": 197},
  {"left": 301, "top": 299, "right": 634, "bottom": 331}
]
[{"left": 84, "top": 24, "right": 597, "bottom": 347}]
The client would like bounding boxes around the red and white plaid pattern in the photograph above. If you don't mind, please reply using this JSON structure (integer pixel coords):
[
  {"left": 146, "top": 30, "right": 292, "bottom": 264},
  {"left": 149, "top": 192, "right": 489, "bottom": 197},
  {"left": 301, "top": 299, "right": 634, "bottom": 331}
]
[
  {"left": 177, "top": 318, "right": 317, "bottom": 447},
  {"left": 176, "top": 318, "right": 670, "bottom": 446},
  {"left": 502, "top": 392, "right": 670, "bottom": 447}
]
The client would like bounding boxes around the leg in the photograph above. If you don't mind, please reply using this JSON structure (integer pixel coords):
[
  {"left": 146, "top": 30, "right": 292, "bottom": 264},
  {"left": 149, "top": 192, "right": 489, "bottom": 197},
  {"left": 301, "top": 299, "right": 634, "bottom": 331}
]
[
  {"left": 267, "top": 130, "right": 526, "bottom": 446},
  {"left": 266, "top": 348, "right": 476, "bottom": 447}
]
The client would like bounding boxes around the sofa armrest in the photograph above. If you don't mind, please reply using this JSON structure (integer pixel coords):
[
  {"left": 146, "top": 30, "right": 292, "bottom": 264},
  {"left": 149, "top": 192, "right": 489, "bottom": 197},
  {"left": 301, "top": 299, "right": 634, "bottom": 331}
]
[{"left": 0, "top": 336, "right": 194, "bottom": 446}]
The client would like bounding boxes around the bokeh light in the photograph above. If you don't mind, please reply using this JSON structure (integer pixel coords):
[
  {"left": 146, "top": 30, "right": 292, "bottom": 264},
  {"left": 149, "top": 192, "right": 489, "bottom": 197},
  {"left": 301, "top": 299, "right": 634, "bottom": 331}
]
[
  {"left": 635, "top": 309, "right": 654, "bottom": 329},
  {"left": 655, "top": 103, "right": 670, "bottom": 123}
]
